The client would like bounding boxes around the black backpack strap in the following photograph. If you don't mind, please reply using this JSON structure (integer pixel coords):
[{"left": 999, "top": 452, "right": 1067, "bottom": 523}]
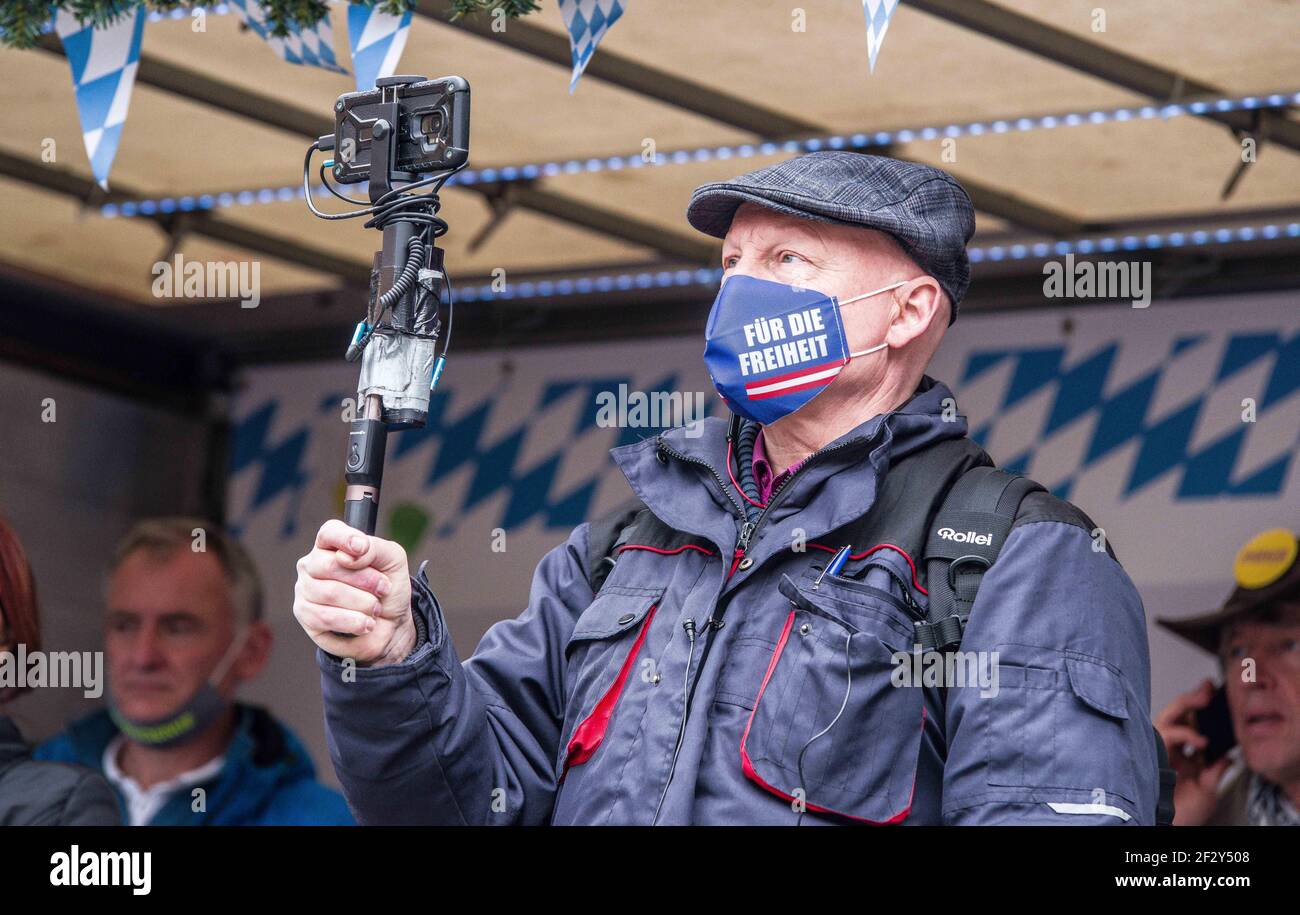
[
  {"left": 1154, "top": 726, "right": 1177, "bottom": 825},
  {"left": 915, "top": 466, "right": 1045, "bottom": 652},
  {"left": 914, "top": 458, "right": 1171, "bottom": 825},
  {"left": 839, "top": 437, "right": 993, "bottom": 565}
]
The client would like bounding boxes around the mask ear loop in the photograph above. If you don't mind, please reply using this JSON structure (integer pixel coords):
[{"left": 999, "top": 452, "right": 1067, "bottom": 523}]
[
  {"left": 208, "top": 625, "right": 251, "bottom": 689},
  {"left": 839, "top": 280, "right": 909, "bottom": 360},
  {"left": 847, "top": 340, "right": 889, "bottom": 359},
  {"left": 838, "top": 279, "right": 908, "bottom": 308}
]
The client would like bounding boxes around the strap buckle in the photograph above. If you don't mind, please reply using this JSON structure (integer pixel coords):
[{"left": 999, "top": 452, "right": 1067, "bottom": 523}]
[
  {"left": 913, "top": 614, "right": 965, "bottom": 652},
  {"left": 947, "top": 553, "right": 992, "bottom": 590}
]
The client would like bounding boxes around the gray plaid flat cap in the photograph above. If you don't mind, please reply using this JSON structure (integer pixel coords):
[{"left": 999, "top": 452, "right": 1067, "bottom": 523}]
[{"left": 686, "top": 151, "right": 976, "bottom": 320}]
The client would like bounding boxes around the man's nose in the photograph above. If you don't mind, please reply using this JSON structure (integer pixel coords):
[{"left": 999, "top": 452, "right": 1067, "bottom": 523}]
[{"left": 124, "top": 627, "right": 167, "bottom": 669}]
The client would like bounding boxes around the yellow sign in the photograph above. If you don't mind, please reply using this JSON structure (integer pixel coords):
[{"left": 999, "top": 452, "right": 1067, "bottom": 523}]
[{"left": 1234, "top": 528, "right": 1298, "bottom": 590}]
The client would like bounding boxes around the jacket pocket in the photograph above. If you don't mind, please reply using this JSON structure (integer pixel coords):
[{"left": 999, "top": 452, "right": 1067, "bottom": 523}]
[
  {"left": 818, "top": 547, "right": 928, "bottom": 617},
  {"left": 739, "top": 575, "right": 924, "bottom": 824},
  {"left": 985, "top": 648, "right": 1139, "bottom": 803},
  {"left": 793, "top": 566, "right": 920, "bottom": 649},
  {"left": 561, "top": 586, "right": 663, "bottom": 777}
]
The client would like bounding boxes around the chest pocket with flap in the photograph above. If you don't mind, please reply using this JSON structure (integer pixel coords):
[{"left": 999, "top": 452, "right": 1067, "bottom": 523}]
[
  {"left": 560, "top": 586, "right": 663, "bottom": 776},
  {"left": 739, "top": 573, "right": 925, "bottom": 824}
]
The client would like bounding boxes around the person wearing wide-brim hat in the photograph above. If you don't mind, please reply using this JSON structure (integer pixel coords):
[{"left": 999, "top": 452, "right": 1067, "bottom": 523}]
[{"left": 1156, "top": 528, "right": 1300, "bottom": 826}]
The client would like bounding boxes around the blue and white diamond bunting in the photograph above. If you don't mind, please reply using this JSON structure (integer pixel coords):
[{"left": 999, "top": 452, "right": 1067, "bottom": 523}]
[
  {"left": 862, "top": 0, "right": 901, "bottom": 72},
  {"left": 558, "top": 0, "right": 627, "bottom": 92},
  {"left": 56, "top": 5, "right": 145, "bottom": 190},
  {"left": 228, "top": 0, "right": 347, "bottom": 74},
  {"left": 347, "top": 2, "right": 412, "bottom": 91}
]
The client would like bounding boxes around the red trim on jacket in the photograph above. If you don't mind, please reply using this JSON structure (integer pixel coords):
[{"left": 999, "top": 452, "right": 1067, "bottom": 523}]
[
  {"left": 616, "top": 544, "right": 716, "bottom": 557},
  {"left": 562, "top": 605, "right": 658, "bottom": 776}
]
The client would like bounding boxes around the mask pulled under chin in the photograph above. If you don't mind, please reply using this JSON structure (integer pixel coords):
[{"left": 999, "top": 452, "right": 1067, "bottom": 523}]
[
  {"left": 703, "top": 274, "right": 902, "bottom": 426},
  {"left": 108, "top": 683, "right": 229, "bottom": 749}
]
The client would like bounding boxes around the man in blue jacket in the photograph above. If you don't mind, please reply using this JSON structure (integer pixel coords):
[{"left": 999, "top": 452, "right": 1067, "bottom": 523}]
[
  {"left": 40, "top": 517, "right": 352, "bottom": 825},
  {"left": 294, "top": 152, "right": 1160, "bottom": 825}
]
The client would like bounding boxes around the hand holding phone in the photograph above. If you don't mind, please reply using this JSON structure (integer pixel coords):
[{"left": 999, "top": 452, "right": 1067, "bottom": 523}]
[
  {"left": 1194, "top": 682, "right": 1238, "bottom": 766},
  {"left": 1155, "top": 678, "right": 1235, "bottom": 825}
]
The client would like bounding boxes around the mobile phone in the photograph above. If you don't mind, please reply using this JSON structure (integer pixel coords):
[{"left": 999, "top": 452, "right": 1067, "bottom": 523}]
[
  {"left": 331, "top": 76, "right": 471, "bottom": 184},
  {"left": 1194, "top": 684, "right": 1237, "bottom": 766}
]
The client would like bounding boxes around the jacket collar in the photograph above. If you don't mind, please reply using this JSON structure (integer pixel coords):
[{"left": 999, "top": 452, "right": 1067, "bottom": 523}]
[{"left": 611, "top": 376, "right": 969, "bottom": 557}]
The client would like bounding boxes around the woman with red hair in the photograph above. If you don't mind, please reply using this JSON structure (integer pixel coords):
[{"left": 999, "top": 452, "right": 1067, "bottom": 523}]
[{"left": 0, "top": 516, "right": 119, "bottom": 825}]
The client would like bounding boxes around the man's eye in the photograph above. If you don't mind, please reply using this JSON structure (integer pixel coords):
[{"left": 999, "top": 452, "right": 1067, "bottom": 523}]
[
  {"left": 779, "top": 251, "right": 803, "bottom": 264},
  {"left": 722, "top": 256, "right": 738, "bottom": 269}
]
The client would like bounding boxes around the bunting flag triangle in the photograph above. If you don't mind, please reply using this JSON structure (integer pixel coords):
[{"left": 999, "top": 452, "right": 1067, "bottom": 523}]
[
  {"left": 228, "top": 0, "right": 348, "bottom": 74},
  {"left": 558, "top": 0, "right": 627, "bottom": 92},
  {"left": 347, "top": 2, "right": 412, "bottom": 91},
  {"left": 862, "top": 0, "right": 901, "bottom": 72},
  {"left": 55, "top": 5, "right": 145, "bottom": 190}
]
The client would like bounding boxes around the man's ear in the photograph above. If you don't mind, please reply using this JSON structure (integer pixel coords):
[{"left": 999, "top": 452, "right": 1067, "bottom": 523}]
[
  {"left": 886, "top": 275, "right": 945, "bottom": 348},
  {"left": 230, "top": 621, "right": 273, "bottom": 683}
]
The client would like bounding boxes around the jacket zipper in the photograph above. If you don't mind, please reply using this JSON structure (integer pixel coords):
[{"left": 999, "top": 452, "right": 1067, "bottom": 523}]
[
  {"left": 731, "top": 432, "right": 872, "bottom": 565},
  {"left": 878, "top": 565, "right": 926, "bottom": 619},
  {"left": 651, "top": 617, "right": 697, "bottom": 825},
  {"left": 656, "top": 439, "right": 748, "bottom": 525},
  {"left": 656, "top": 439, "right": 751, "bottom": 578},
  {"left": 823, "top": 579, "right": 922, "bottom": 619},
  {"left": 658, "top": 431, "right": 874, "bottom": 572}
]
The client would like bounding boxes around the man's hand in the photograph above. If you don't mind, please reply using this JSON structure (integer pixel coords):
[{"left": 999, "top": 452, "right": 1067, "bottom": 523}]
[
  {"left": 294, "top": 520, "right": 416, "bottom": 667},
  {"left": 1154, "top": 678, "right": 1231, "bottom": 826}
]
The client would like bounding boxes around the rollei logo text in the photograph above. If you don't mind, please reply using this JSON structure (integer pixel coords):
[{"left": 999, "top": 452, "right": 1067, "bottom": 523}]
[{"left": 937, "top": 527, "right": 992, "bottom": 545}]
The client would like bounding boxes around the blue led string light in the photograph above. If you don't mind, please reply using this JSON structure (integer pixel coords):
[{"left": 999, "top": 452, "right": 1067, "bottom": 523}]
[
  {"left": 101, "top": 89, "right": 1300, "bottom": 220},
  {"left": 146, "top": 4, "right": 232, "bottom": 21},
  {"left": 452, "top": 222, "right": 1300, "bottom": 303},
  {"left": 0, "top": 3, "right": 229, "bottom": 38}
]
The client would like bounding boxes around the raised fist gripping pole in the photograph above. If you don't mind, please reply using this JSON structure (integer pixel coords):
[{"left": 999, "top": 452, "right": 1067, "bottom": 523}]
[{"left": 303, "top": 75, "right": 471, "bottom": 535}]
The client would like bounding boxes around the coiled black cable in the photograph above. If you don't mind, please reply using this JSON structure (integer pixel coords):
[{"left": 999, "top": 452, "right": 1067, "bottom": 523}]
[
  {"left": 305, "top": 138, "right": 463, "bottom": 362},
  {"left": 377, "top": 236, "right": 425, "bottom": 315},
  {"left": 734, "top": 418, "right": 764, "bottom": 521}
]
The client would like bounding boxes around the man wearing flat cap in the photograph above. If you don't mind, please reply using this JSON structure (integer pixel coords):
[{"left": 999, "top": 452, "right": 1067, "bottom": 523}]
[
  {"left": 295, "top": 152, "right": 1165, "bottom": 825},
  {"left": 1156, "top": 528, "right": 1300, "bottom": 826}
]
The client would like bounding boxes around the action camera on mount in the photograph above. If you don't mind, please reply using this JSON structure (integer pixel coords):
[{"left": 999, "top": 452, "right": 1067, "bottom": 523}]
[{"left": 331, "top": 76, "right": 470, "bottom": 187}]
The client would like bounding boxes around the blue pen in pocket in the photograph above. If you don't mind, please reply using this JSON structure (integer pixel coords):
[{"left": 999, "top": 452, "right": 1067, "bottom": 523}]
[{"left": 814, "top": 545, "right": 852, "bottom": 589}]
